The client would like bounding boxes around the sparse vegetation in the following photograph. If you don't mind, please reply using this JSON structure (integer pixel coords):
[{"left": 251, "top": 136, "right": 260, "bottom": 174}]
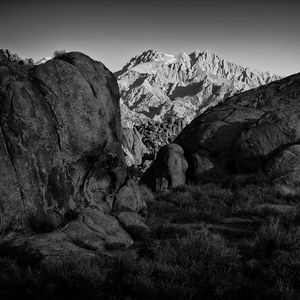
[
  {"left": 52, "top": 49, "right": 66, "bottom": 57},
  {"left": 1, "top": 177, "right": 300, "bottom": 300}
]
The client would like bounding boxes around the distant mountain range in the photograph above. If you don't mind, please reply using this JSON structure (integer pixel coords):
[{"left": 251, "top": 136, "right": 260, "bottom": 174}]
[{"left": 116, "top": 50, "right": 281, "bottom": 127}]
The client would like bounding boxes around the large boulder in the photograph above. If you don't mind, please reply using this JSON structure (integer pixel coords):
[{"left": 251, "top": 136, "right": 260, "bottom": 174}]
[
  {"left": 0, "top": 52, "right": 128, "bottom": 235},
  {"left": 6, "top": 207, "right": 133, "bottom": 267},
  {"left": 172, "top": 73, "right": 300, "bottom": 185},
  {"left": 141, "top": 143, "right": 188, "bottom": 191},
  {"left": 265, "top": 144, "right": 300, "bottom": 186}
]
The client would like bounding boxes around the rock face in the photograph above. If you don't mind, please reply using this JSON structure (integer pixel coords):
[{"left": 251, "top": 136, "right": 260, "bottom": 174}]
[
  {"left": 118, "top": 49, "right": 281, "bottom": 127},
  {"left": 141, "top": 143, "right": 188, "bottom": 191},
  {"left": 0, "top": 51, "right": 126, "bottom": 230},
  {"left": 114, "top": 178, "right": 147, "bottom": 214},
  {"left": 171, "top": 72, "right": 300, "bottom": 186},
  {"left": 266, "top": 145, "right": 300, "bottom": 187},
  {"left": 0, "top": 49, "right": 34, "bottom": 65},
  {"left": 0, "top": 51, "right": 150, "bottom": 257}
]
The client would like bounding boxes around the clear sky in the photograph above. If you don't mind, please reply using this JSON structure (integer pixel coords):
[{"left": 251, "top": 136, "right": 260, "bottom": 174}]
[{"left": 1, "top": 0, "right": 299, "bottom": 76}]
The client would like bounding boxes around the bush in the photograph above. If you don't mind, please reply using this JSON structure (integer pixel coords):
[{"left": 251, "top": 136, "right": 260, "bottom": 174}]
[
  {"left": 238, "top": 217, "right": 300, "bottom": 300},
  {"left": 155, "top": 184, "right": 234, "bottom": 223},
  {"left": 52, "top": 50, "right": 66, "bottom": 57},
  {"left": 225, "top": 172, "right": 272, "bottom": 189},
  {"left": 105, "top": 228, "right": 244, "bottom": 300},
  {"left": 252, "top": 218, "right": 300, "bottom": 260}
]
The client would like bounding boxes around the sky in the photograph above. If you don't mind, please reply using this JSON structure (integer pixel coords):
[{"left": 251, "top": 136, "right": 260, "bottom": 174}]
[{"left": 0, "top": 0, "right": 299, "bottom": 76}]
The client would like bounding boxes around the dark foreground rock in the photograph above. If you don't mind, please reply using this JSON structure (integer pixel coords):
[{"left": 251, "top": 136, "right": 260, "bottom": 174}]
[
  {"left": 141, "top": 143, "right": 188, "bottom": 191},
  {"left": 0, "top": 51, "right": 148, "bottom": 262}
]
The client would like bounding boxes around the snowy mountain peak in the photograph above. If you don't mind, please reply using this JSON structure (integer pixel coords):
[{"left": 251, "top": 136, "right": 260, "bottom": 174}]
[{"left": 118, "top": 49, "right": 282, "bottom": 127}]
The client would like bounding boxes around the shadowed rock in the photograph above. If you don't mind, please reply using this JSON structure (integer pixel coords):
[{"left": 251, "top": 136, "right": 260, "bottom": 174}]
[
  {"left": 0, "top": 51, "right": 126, "bottom": 230},
  {"left": 0, "top": 51, "right": 150, "bottom": 261},
  {"left": 141, "top": 143, "right": 188, "bottom": 191}
]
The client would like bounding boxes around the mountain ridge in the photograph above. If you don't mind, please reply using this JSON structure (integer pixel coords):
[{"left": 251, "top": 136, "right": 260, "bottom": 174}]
[{"left": 117, "top": 49, "right": 282, "bottom": 127}]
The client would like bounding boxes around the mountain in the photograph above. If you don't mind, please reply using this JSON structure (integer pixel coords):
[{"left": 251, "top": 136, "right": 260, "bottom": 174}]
[
  {"left": 35, "top": 56, "right": 52, "bottom": 65},
  {"left": 117, "top": 49, "right": 281, "bottom": 127}
]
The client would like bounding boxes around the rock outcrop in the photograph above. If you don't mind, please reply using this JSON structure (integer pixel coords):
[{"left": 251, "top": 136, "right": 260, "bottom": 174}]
[
  {"left": 118, "top": 49, "right": 281, "bottom": 127},
  {"left": 0, "top": 51, "right": 148, "bottom": 261},
  {"left": 265, "top": 145, "right": 300, "bottom": 187},
  {"left": 122, "top": 117, "right": 187, "bottom": 175},
  {"left": 0, "top": 49, "right": 34, "bottom": 65},
  {"left": 143, "top": 72, "right": 300, "bottom": 191},
  {"left": 141, "top": 143, "right": 188, "bottom": 191}
]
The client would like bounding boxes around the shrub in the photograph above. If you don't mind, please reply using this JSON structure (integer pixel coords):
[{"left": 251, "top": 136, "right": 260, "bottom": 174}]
[
  {"left": 238, "top": 217, "right": 300, "bottom": 300},
  {"left": 52, "top": 50, "right": 66, "bottom": 57},
  {"left": 252, "top": 217, "right": 300, "bottom": 260},
  {"left": 105, "top": 229, "right": 244, "bottom": 300},
  {"left": 225, "top": 172, "right": 272, "bottom": 189},
  {"left": 155, "top": 184, "right": 234, "bottom": 223}
]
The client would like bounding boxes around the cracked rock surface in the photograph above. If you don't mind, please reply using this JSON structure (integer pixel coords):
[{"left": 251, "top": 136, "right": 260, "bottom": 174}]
[{"left": 0, "top": 51, "right": 148, "bottom": 262}]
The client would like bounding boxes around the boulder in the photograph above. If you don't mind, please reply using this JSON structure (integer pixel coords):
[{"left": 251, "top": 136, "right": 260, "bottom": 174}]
[
  {"left": 114, "top": 179, "right": 147, "bottom": 214},
  {"left": 0, "top": 51, "right": 150, "bottom": 263},
  {"left": 190, "top": 150, "right": 224, "bottom": 183},
  {"left": 141, "top": 143, "right": 188, "bottom": 191},
  {"left": 265, "top": 144, "right": 300, "bottom": 186},
  {"left": 0, "top": 52, "right": 126, "bottom": 231},
  {"left": 6, "top": 207, "right": 133, "bottom": 267}
]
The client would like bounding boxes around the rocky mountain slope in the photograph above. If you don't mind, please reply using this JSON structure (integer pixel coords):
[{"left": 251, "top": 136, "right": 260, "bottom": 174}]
[
  {"left": 118, "top": 49, "right": 281, "bottom": 127},
  {"left": 142, "top": 72, "right": 300, "bottom": 194},
  {"left": 0, "top": 51, "right": 149, "bottom": 264}
]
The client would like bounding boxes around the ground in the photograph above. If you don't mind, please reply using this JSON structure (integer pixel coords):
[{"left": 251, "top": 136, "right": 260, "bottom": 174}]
[{"left": 0, "top": 174, "right": 300, "bottom": 300}]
